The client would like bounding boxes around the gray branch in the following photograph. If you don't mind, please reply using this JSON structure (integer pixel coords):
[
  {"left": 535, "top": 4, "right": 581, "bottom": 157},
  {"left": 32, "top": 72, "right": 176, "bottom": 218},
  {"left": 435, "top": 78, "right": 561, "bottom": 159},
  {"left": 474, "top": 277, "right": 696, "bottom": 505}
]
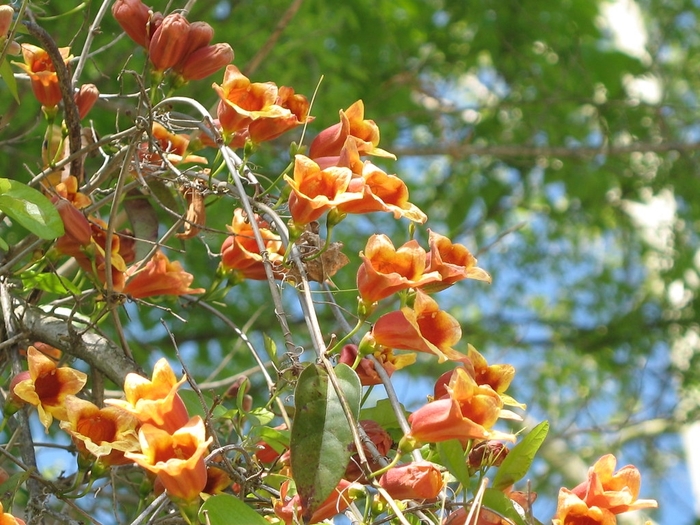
[{"left": 16, "top": 302, "right": 142, "bottom": 386}]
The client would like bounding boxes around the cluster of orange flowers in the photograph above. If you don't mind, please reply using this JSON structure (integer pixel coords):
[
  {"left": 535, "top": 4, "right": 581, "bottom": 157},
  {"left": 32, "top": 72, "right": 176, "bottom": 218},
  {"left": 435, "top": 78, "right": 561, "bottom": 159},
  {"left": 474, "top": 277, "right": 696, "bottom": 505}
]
[
  {"left": 8, "top": 348, "right": 227, "bottom": 517},
  {"left": 112, "top": 0, "right": 233, "bottom": 84}
]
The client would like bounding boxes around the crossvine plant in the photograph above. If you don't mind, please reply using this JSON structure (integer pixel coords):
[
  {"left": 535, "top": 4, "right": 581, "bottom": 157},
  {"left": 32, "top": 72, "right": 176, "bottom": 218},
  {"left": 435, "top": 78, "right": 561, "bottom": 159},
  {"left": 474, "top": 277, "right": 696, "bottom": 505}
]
[{"left": 0, "top": 1, "right": 659, "bottom": 524}]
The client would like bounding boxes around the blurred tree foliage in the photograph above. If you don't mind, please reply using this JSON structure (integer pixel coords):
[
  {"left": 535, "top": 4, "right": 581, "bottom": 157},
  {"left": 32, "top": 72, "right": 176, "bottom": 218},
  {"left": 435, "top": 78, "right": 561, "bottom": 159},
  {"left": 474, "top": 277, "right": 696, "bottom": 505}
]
[{"left": 3, "top": 0, "right": 699, "bottom": 521}]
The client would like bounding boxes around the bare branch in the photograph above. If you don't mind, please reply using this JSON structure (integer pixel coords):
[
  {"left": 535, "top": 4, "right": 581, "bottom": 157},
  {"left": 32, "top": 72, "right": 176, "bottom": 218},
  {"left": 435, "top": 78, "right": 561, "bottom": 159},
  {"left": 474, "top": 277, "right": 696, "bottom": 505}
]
[
  {"left": 393, "top": 140, "right": 700, "bottom": 160},
  {"left": 16, "top": 301, "right": 142, "bottom": 386}
]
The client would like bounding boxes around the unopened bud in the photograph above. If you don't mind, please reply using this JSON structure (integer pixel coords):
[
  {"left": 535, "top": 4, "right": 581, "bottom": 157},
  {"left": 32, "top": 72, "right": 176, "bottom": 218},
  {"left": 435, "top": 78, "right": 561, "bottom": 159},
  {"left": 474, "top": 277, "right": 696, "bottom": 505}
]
[
  {"left": 148, "top": 13, "right": 191, "bottom": 72},
  {"left": 467, "top": 441, "right": 509, "bottom": 470},
  {"left": 0, "top": 5, "right": 14, "bottom": 37},
  {"left": 75, "top": 84, "right": 99, "bottom": 119},
  {"left": 112, "top": 0, "right": 153, "bottom": 47},
  {"left": 4, "top": 371, "right": 30, "bottom": 416},
  {"left": 177, "top": 43, "right": 234, "bottom": 82}
]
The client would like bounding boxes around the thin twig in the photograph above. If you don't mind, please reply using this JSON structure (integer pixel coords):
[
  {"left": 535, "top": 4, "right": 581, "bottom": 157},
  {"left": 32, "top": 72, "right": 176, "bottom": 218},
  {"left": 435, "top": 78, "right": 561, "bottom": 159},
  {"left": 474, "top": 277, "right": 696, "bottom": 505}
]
[{"left": 72, "top": 0, "right": 113, "bottom": 83}]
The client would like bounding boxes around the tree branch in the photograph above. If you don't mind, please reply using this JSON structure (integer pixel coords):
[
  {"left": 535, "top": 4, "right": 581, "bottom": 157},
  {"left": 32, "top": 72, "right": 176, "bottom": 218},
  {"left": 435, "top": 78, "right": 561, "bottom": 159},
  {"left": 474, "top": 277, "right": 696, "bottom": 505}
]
[
  {"left": 393, "top": 140, "right": 700, "bottom": 160},
  {"left": 15, "top": 302, "right": 142, "bottom": 386}
]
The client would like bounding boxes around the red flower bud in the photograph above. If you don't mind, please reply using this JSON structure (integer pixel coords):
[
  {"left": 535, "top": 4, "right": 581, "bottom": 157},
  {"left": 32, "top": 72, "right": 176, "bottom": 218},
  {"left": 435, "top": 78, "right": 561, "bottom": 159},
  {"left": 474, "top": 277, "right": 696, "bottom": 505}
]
[
  {"left": 467, "top": 441, "right": 509, "bottom": 470},
  {"left": 177, "top": 43, "right": 233, "bottom": 81},
  {"left": 148, "top": 13, "right": 191, "bottom": 72},
  {"left": 181, "top": 21, "right": 214, "bottom": 58},
  {"left": 112, "top": 0, "right": 158, "bottom": 48},
  {"left": 0, "top": 5, "right": 14, "bottom": 37},
  {"left": 4, "top": 371, "right": 30, "bottom": 415},
  {"left": 74, "top": 83, "right": 99, "bottom": 119}
]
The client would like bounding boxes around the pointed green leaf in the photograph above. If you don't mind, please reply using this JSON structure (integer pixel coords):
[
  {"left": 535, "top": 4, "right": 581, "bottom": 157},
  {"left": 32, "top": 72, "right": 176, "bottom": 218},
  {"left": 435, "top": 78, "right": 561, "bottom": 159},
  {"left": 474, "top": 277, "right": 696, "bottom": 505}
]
[
  {"left": 0, "top": 178, "right": 64, "bottom": 239},
  {"left": 290, "top": 363, "right": 361, "bottom": 519},
  {"left": 0, "top": 58, "right": 19, "bottom": 104},
  {"left": 481, "top": 488, "right": 528, "bottom": 525},
  {"left": 199, "top": 493, "right": 268, "bottom": 525},
  {"left": 21, "top": 270, "right": 81, "bottom": 295},
  {"left": 492, "top": 421, "right": 549, "bottom": 491},
  {"left": 437, "top": 439, "right": 471, "bottom": 489}
]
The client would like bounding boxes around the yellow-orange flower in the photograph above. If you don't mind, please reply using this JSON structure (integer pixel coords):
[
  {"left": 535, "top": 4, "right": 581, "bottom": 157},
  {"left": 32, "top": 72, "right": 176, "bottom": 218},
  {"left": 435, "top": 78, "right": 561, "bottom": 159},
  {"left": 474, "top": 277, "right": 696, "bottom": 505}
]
[
  {"left": 553, "top": 454, "right": 658, "bottom": 525},
  {"left": 356, "top": 234, "right": 442, "bottom": 304},
  {"left": 408, "top": 367, "right": 520, "bottom": 444},
  {"left": 60, "top": 396, "right": 140, "bottom": 467},
  {"left": 14, "top": 44, "right": 71, "bottom": 108},
  {"left": 139, "top": 122, "right": 208, "bottom": 167},
  {"left": 213, "top": 65, "right": 285, "bottom": 135},
  {"left": 124, "top": 250, "right": 205, "bottom": 299},
  {"left": 54, "top": 210, "right": 127, "bottom": 291},
  {"left": 274, "top": 479, "right": 359, "bottom": 525},
  {"left": 105, "top": 358, "right": 189, "bottom": 433},
  {"left": 283, "top": 155, "right": 362, "bottom": 225},
  {"left": 0, "top": 501, "right": 25, "bottom": 525},
  {"left": 309, "top": 100, "right": 395, "bottom": 163},
  {"left": 219, "top": 208, "right": 285, "bottom": 280},
  {"left": 125, "top": 416, "right": 212, "bottom": 502},
  {"left": 247, "top": 85, "right": 313, "bottom": 143},
  {"left": 435, "top": 345, "right": 515, "bottom": 398},
  {"left": 422, "top": 230, "right": 491, "bottom": 293},
  {"left": 339, "top": 344, "right": 415, "bottom": 386},
  {"left": 12, "top": 346, "right": 87, "bottom": 430},
  {"left": 365, "top": 290, "right": 462, "bottom": 363},
  {"left": 334, "top": 139, "right": 426, "bottom": 223}
]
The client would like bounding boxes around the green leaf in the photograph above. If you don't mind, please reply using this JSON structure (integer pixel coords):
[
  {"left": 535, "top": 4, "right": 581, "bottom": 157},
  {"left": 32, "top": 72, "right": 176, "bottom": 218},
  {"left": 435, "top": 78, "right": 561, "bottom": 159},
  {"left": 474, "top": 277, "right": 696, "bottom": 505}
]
[
  {"left": 20, "top": 270, "right": 81, "bottom": 295},
  {"left": 437, "top": 439, "right": 471, "bottom": 489},
  {"left": 179, "top": 389, "right": 227, "bottom": 420},
  {"left": 480, "top": 488, "right": 528, "bottom": 525},
  {"left": 0, "top": 236, "right": 9, "bottom": 251},
  {"left": 255, "top": 426, "right": 290, "bottom": 455},
  {"left": 290, "top": 363, "right": 361, "bottom": 519},
  {"left": 0, "top": 178, "right": 64, "bottom": 239},
  {"left": 199, "top": 493, "right": 268, "bottom": 525},
  {"left": 0, "top": 58, "right": 19, "bottom": 104},
  {"left": 492, "top": 421, "right": 549, "bottom": 491}
]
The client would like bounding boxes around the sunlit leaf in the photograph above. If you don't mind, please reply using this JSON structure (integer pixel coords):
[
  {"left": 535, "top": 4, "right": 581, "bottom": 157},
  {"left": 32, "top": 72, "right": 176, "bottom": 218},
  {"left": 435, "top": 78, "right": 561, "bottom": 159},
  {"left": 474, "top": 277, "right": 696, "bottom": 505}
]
[
  {"left": 199, "top": 493, "right": 268, "bottom": 525},
  {"left": 0, "top": 178, "right": 64, "bottom": 239},
  {"left": 290, "top": 363, "right": 361, "bottom": 519},
  {"left": 438, "top": 439, "right": 471, "bottom": 489},
  {"left": 21, "top": 270, "right": 81, "bottom": 295},
  {"left": 492, "top": 421, "right": 549, "bottom": 491}
]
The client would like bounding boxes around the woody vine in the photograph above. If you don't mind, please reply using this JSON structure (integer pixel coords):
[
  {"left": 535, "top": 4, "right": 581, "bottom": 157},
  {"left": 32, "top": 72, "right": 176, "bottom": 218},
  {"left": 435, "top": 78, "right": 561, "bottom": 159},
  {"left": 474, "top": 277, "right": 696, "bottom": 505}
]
[{"left": 0, "top": 1, "right": 659, "bottom": 524}]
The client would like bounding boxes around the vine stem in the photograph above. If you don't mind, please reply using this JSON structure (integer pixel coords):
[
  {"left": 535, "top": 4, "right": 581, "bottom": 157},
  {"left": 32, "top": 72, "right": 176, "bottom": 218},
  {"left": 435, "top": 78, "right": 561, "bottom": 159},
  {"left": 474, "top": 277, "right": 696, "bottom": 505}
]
[{"left": 23, "top": 20, "right": 82, "bottom": 179}]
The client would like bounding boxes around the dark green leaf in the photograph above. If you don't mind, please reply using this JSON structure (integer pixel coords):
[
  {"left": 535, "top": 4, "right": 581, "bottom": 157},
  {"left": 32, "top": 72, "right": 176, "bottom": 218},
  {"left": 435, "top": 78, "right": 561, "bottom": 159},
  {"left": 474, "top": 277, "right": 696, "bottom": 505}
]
[
  {"left": 199, "top": 493, "right": 268, "bottom": 525},
  {"left": 492, "top": 421, "right": 549, "bottom": 491},
  {"left": 437, "top": 439, "right": 471, "bottom": 489},
  {"left": 0, "top": 58, "right": 19, "bottom": 104},
  {"left": 0, "top": 178, "right": 64, "bottom": 239},
  {"left": 290, "top": 363, "right": 361, "bottom": 519}
]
